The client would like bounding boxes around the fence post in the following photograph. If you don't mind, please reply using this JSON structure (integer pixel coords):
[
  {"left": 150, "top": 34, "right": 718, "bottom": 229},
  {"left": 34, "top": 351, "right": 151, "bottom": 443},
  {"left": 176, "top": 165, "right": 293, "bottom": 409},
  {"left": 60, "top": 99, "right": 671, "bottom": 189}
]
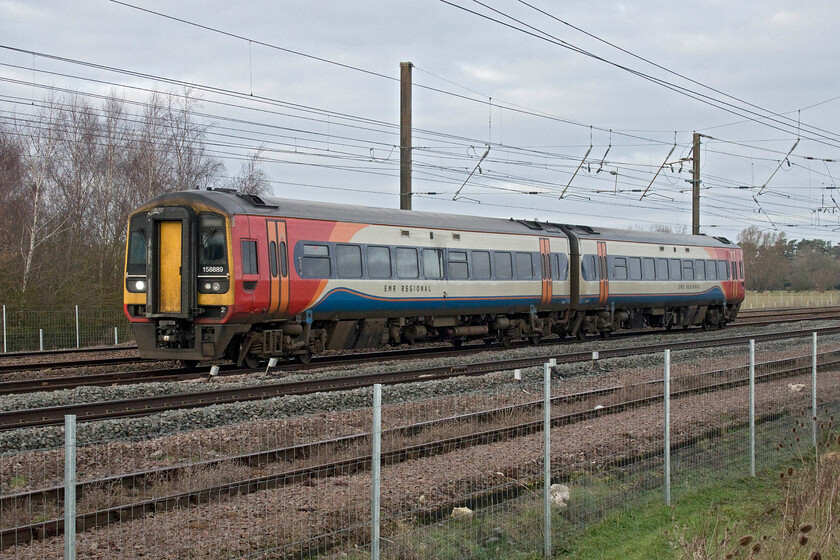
[
  {"left": 64, "top": 414, "right": 77, "bottom": 560},
  {"left": 749, "top": 340, "right": 755, "bottom": 477},
  {"left": 371, "top": 384, "right": 382, "bottom": 560},
  {"left": 114, "top": 326, "right": 119, "bottom": 346},
  {"left": 543, "top": 362, "right": 552, "bottom": 559},
  {"left": 75, "top": 305, "right": 80, "bottom": 348},
  {"left": 664, "top": 349, "right": 671, "bottom": 506},
  {"left": 40, "top": 329, "right": 44, "bottom": 352},
  {"left": 813, "top": 332, "right": 818, "bottom": 448},
  {"left": 2, "top": 304, "right": 5, "bottom": 353}
]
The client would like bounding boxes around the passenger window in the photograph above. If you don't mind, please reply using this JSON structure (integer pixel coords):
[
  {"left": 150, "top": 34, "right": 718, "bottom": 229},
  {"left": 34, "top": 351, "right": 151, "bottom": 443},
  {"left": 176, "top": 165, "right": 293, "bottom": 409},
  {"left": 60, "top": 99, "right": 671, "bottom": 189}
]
[
  {"left": 669, "top": 259, "right": 682, "bottom": 281},
  {"left": 241, "top": 240, "right": 258, "bottom": 275},
  {"left": 718, "top": 260, "right": 729, "bottom": 280},
  {"left": 396, "top": 247, "right": 419, "bottom": 278},
  {"left": 494, "top": 252, "right": 513, "bottom": 279},
  {"left": 629, "top": 257, "right": 642, "bottom": 281},
  {"left": 422, "top": 248, "right": 443, "bottom": 279},
  {"left": 656, "top": 258, "right": 669, "bottom": 280},
  {"left": 739, "top": 261, "right": 744, "bottom": 279},
  {"left": 682, "top": 260, "right": 694, "bottom": 281},
  {"left": 448, "top": 251, "right": 469, "bottom": 280},
  {"left": 612, "top": 257, "right": 628, "bottom": 281},
  {"left": 555, "top": 254, "right": 569, "bottom": 280},
  {"left": 279, "top": 242, "right": 288, "bottom": 276},
  {"left": 706, "top": 260, "right": 716, "bottom": 280},
  {"left": 581, "top": 254, "right": 598, "bottom": 281},
  {"left": 516, "top": 252, "right": 533, "bottom": 279},
  {"left": 336, "top": 244, "right": 362, "bottom": 278},
  {"left": 694, "top": 259, "right": 705, "bottom": 280},
  {"left": 642, "top": 258, "right": 655, "bottom": 281},
  {"left": 472, "top": 251, "right": 491, "bottom": 279},
  {"left": 301, "top": 244, "right": 331, "bottom": 278},
  {"left": 367, "top": 246, "right": 391, "bottom": 278},
  {"left": 269, "top": 241, "right": 278, "bottom": 277}
]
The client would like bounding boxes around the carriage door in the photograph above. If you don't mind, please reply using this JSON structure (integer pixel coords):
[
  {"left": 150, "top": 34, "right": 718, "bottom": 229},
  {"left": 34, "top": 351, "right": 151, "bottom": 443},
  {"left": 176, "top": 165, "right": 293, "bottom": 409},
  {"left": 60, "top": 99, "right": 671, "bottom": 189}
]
[
  {"left": 266, "top": 220, "right": 290, "bottom": 316},
  {"left": 539, "top": 238, "right": 552, "bottom": 307},
  {"left": 148, "top": 206, "right": 193, "bottom": 318},
  {"left": 158, "top": 221, "right": 182, "bottom": 313},
  {"left": 597, "top": 241, "right": 609, "bottom": 306}
]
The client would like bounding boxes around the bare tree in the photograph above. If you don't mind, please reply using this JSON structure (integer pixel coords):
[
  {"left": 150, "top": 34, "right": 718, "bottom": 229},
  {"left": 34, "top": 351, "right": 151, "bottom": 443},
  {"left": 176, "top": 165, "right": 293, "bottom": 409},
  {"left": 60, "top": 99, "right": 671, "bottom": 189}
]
[
  {"left": 0, "top": 124, "right": 25, "bottom": 300},
  {"left": 737, "top": 225, "right": 790, "bottom": 291},
  {"left": 13, "top": 96, "right": 68, "bottom": 301},
  {"left": 123, "top": 91, "right": 173, "bottom": 209},
  {"left": 227, "top": 149, "right": 271, "bottom": 196},
  {"left": 647, "top": 224, "right": 691, "bottom": 234},
  {"left": 789, "top": 243, "right": 840, "bottom": 292},
  {"left": 0, "top": 89, "right": 231, "bottom": 307},
  {"left": 164, "top": 89, "right": 223, "bottom": 191}
]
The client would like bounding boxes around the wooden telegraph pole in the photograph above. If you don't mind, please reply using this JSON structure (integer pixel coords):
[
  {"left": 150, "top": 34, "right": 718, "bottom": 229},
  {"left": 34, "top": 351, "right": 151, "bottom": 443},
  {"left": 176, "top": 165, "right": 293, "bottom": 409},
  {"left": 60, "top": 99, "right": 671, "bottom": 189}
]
[
  {"left": 400, "top": 62, "right": 413, "bottom": 210},
  {"left": 691, "top": 132, "right": 701, "bottom": 235}
]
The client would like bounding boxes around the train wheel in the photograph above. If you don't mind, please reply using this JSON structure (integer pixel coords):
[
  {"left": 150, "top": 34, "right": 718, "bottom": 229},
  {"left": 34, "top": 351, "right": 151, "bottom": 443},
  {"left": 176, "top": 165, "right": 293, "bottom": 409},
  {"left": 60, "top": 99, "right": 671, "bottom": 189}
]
[
  {"left": 529, "top": 335, "right": 542, "bottom": 345},
  {"left": 500, "top": 336, "right": 513, "bottom": 347},
  {"left": 576, "top": 330, "right": 586, "bottom": 341},
  {"left": 451, "top": 339, "right": 464, "bottom": 348},
  {"left": 600, "top": 330, "right": 611, "bottom": 340},
  {"left": 243, "top": 354, "right": 261, "bottom": 369},
  {"left": 180, "top": 360, "right": 199, "bottom": 370},
  {"left": 296, "top": 351, "right": 312, "bottom": 364}
]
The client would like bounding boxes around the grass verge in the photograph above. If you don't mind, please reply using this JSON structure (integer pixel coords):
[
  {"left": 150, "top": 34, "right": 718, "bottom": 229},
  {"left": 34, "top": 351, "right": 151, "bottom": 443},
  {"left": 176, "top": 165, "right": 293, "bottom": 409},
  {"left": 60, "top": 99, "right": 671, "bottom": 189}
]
[{"left": 556, "top": 473, "right": 783, "bottom": 559}]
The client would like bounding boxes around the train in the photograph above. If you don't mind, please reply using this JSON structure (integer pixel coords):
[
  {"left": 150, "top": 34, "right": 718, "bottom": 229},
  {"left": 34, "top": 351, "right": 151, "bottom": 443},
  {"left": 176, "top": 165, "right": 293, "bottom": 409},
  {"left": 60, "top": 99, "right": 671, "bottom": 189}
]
[{"left": 123, "top": 189, "right": 745, "bottom": 367}]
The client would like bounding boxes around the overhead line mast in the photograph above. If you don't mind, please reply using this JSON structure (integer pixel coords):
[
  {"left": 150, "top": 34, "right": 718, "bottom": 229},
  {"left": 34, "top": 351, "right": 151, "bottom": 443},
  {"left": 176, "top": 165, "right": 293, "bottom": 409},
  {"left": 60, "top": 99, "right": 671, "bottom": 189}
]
[
  {"left": 692, "top": 132, "right": 701, "bottom": 235},
  {"left": 400, "top": 61, "right": 413, "bottom": 210}
]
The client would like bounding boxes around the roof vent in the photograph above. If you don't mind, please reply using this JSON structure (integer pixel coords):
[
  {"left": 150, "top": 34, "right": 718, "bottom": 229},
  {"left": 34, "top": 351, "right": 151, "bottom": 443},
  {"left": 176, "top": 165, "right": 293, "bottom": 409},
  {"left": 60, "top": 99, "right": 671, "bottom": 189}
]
[
  {"left": 516, "top": 219, "right": 544, "bottom": 230},
  {"left": 236, "top": 193, "right": 278, "bottom": 208},
  {"left": 570, "top": 225, "right": 598, "bottom": 235}
]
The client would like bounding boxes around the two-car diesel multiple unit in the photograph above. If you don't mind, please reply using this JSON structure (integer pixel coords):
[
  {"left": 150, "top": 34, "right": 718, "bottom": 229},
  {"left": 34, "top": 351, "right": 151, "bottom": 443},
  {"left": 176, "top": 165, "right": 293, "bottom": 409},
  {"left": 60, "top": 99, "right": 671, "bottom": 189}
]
[{"left": 123, "top": 189, "right": 745, "bottom": 366}]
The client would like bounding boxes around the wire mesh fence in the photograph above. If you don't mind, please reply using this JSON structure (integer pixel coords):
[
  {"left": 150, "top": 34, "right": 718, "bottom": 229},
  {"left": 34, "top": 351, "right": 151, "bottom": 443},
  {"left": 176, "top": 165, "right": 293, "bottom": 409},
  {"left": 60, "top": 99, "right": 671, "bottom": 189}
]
[
  {"left": 1, "top": 306, "right": 131, "bottom": 352},
  {"left": 1, "top": 333, "right": 839, "bottom": 559},
  {"left": 742, "top": 290, "right": 838, "bottom": 309}
]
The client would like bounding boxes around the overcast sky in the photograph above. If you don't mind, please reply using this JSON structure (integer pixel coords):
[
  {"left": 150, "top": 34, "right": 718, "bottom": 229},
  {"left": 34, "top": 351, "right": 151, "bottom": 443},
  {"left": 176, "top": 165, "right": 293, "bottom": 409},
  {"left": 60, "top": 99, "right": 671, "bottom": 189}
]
[{"left": 2, "top": 1, "right": 840, "bottom": 242}]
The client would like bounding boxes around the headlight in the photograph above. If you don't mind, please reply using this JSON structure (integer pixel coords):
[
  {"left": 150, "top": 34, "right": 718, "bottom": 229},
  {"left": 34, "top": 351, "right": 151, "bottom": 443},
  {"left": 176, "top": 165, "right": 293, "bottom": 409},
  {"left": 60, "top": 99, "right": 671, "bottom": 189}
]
[
  {"left": 198, "top": 279, "right": 228, "bottom": 293},
  {"left": 127, "top": 277, "right": 147, "bottom": 293}
]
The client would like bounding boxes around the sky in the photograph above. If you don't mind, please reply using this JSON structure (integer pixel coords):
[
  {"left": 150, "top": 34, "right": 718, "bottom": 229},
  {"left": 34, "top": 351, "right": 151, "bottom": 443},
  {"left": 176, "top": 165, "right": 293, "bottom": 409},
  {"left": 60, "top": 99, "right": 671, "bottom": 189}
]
[{"left": 2, "top": 1, "right": 840, "bottom": 243}]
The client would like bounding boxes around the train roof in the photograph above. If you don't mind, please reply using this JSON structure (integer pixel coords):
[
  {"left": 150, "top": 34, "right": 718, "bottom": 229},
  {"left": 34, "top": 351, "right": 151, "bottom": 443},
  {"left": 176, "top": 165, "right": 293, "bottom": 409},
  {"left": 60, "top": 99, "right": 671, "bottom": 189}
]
[
  {"left": 566, "top": 224, "right": 738, "bottom": 248},
  {"left": 137, "top": 189, "right": 738, "bottom": 248}
]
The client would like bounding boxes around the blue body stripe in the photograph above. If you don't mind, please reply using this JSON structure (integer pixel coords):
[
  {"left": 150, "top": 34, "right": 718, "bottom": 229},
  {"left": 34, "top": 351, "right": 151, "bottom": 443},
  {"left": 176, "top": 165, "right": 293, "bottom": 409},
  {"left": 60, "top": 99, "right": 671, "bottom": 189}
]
[{"left": 309, "top": 286, "right": 727, "bottom": 314}]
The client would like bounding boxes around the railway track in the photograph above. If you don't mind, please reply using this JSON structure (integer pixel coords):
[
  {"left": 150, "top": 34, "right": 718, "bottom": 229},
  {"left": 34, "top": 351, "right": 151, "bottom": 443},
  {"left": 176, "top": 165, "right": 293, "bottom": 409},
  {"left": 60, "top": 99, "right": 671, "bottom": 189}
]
[
  {"left": 3, "top": 306, "right": 840, "bottom": 396},
  {"left": 737, "top": 306, "right": 840, "bottom": 325},
  {"left": 1, "top": 338, "right": 831, "bottom": 550},
  {"left": 0, "top": 355, "right": 151, "bottom": 374},
  {"left": 2, "top": 326, "right": 838, "bottom": 432},
  {"left": 0, "top": 304, "right": 835, "bottom": 367},
  {"left": 0, "top": 344, "right": 138, "bottom": 360}
]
